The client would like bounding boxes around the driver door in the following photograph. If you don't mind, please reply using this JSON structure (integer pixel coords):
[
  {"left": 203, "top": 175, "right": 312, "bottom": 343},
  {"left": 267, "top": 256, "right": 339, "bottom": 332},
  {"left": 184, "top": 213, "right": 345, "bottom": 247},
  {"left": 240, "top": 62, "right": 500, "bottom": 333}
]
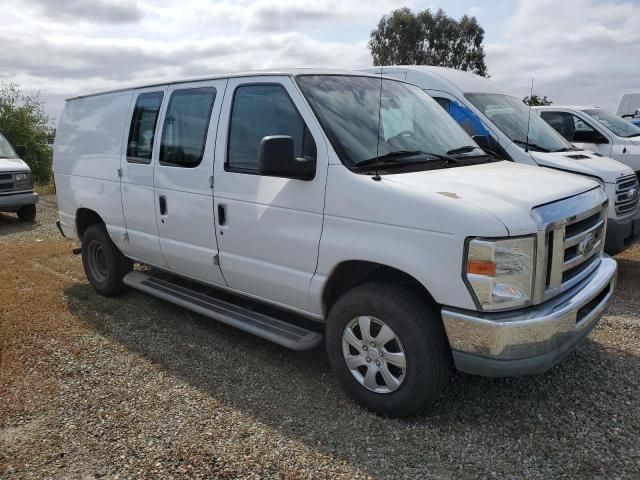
[{"left": 212, "top": 76, "right": 328, "bottom": 312}]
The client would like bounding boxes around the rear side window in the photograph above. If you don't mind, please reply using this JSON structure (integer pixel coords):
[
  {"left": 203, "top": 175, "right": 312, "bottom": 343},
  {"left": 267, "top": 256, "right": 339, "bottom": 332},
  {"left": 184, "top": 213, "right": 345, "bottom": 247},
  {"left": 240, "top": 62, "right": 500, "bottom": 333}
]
[
  {"left": 160, "top": 87, "right": 216, "bottom": 168},
  {"left": 227, "top": 84, "right": 316, "bottom": 173},
  {"left": 127, "top": 92, "right": 164, "bottom": 163}
]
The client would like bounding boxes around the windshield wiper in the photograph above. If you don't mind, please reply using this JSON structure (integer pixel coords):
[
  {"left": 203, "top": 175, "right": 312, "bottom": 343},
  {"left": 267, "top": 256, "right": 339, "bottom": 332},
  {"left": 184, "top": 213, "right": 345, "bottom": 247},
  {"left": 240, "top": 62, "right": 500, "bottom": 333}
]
[
  {"left": 446, "top": 145, "right": 482, "bottom": 155},
  {"left": 355, "top": 150, "right": 462, "bottom": 169},
  {"left": 512, "top": 139, "right": 549, "bottom": 152},
  {"left": 356, "top": 150, "right": 435, "bottom": 167}
]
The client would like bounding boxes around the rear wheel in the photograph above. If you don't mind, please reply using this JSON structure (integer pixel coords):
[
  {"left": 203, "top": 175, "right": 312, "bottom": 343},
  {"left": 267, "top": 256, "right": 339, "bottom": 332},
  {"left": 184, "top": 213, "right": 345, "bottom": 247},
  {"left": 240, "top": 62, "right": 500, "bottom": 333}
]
[
  {"left": 17, "top": 204, "right": 36, "bottom": 222},
  {"left": 81, "top": 224, "right": 132, "bottom": 297},
  {"left": 326, "top": 282, "right": 450, "bottom": 417}
]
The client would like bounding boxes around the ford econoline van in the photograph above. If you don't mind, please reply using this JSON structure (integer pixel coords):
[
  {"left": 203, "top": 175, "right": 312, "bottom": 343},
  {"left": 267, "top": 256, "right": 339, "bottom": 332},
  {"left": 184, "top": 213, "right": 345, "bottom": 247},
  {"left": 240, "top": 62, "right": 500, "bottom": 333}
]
[
  {"left": 54, "top": 69, "right": 617, "bottom": 417},
  {"left": 361, "top": 66, "right": 640, "bottom": 255}
]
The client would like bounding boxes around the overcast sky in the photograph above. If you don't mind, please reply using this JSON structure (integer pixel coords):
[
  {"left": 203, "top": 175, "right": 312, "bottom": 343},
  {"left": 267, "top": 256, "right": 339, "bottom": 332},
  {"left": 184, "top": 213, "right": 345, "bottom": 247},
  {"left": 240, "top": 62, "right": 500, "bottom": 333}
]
[{"left": 2, "top": 0, "right": 639, "bottom": 122}]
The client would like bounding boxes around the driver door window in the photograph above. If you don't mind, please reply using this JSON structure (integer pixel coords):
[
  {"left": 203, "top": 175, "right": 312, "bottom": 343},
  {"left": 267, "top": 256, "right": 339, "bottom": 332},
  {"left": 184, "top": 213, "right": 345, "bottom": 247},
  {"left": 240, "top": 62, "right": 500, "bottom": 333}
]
[
  {"left": 432, "top": 96, "right": 490, "bottom": 138},
  {"left": 541, "top": 111, "right": 607, "bottom": 144},
  {"left": 227, "top": 84, "right": 316, "bottom": 174}
]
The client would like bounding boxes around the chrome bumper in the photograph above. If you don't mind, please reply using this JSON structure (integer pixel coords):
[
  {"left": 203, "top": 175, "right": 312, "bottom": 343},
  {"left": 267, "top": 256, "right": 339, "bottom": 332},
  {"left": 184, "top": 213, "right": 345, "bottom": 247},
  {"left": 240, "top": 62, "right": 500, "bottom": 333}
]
[{"left": 441, "top": 256, "right": 617, "bottom": 377}]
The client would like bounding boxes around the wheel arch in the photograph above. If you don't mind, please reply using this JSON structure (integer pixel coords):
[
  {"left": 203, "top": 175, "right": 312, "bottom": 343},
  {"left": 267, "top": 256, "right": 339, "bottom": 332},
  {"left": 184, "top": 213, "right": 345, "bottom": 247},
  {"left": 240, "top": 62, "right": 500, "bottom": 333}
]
[
  {"left": 76, "top": 208, "right": 104, "bottom": 240},
  {"left": 322, "top": 260, "right": 440, "bottom": 318}
]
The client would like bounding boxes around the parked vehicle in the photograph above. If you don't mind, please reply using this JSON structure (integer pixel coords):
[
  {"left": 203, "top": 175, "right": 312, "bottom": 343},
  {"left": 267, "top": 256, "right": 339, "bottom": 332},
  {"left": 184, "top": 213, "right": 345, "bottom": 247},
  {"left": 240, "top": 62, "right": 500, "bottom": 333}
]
[
  {"left": 54, "top": 69, "right": 617, "bottom": 417},
  {"left": 361, "top": 66, "right": 640, "bottom": 254},
  {"left": 534, "top": 105, "right": 640, "bottom": 170},
  {"left": 617, "top": 93, "right": 640, "bottom": 119},
  {"left": 0, "top": 132, "right": 38, "bottom": 221}
]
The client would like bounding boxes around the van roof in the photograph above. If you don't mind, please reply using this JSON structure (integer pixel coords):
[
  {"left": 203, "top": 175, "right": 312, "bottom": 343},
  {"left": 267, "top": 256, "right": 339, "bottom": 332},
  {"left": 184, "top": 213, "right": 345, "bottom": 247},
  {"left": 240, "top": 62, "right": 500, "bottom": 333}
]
[
  {"left": 360, "top": 65, "right": 507, "bottom": 96},
  {"left": 66, "top": 68, "right": 385, "bottom": 101}
]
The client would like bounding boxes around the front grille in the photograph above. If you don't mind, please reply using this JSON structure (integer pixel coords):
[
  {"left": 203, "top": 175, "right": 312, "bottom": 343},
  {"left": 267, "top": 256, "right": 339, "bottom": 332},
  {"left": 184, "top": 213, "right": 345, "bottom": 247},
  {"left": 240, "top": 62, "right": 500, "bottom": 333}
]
[
  {"left": 615, "top": 175, "right": 640, "bottom": 216},
  {"left": 533, "top": 189, "right": 607, "bottom": 304},
  {"left": 0, "top": 173, "right": 15, "bottom": 192},
  {"left": 551, "top": 207, "right": 605, "bottom": 290}
]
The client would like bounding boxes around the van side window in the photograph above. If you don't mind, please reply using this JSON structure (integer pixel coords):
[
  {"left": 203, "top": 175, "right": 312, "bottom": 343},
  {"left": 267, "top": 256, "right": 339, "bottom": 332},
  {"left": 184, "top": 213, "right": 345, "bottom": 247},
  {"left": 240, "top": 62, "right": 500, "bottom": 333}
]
[
  {"left": 433, "top": 97, "right": 451, "bottom": 112},
  {"left": 127, "top": 92, "right": 164, "bottom": 163},
  {"left": 447, "top": 99, "right": 491, "bottom": 138},
  {"left": 540, "top": 111, "right": 605, "bottom": 143},
  {"left": 159, "top": 87, "right": 216, "bottom": 168},
  {"left": 227, "top": 84, "right": 316, "bottom": 173}
]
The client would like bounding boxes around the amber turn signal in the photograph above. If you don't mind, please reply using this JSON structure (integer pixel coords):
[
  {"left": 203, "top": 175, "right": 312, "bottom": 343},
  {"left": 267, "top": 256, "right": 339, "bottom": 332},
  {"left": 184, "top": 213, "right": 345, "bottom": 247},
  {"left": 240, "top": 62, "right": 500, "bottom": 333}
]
[{"left": 467, "top": 260, "right": 496, "bottom": 276}]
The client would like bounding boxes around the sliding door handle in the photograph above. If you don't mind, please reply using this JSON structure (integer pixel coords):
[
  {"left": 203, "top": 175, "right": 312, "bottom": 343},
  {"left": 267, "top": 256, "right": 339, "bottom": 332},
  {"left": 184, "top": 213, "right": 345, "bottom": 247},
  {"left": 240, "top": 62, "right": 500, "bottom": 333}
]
[
  {"left": 159, "top": 195, "right": 167, "bottom": 216},
  {"left": 217, "top": 204, "right": 227, "bottom": 225}
]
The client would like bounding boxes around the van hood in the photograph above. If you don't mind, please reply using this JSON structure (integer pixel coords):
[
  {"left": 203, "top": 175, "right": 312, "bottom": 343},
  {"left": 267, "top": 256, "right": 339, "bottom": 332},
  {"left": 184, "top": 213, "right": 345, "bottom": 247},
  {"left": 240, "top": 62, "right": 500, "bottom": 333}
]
[
  {"left": 383, "top": 161, "right": 599, "bottom": 235},
  {"left": 530, "top": 150, "right": 632, "bottom": 183},
  {"left": 0, "top": 157, "right": 29, "bottom": 173}
]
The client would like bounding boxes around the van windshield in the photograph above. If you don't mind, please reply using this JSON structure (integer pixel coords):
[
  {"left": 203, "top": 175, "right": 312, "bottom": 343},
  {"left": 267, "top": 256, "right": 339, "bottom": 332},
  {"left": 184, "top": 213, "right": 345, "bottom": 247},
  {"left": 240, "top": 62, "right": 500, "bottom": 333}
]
[
  {"left": 0, "top": 133, "right": 17, "bottom": 159},
  {"left": 466, "top": 93, "right": 573, "bottom": 153},
  {"left": 296, "top": 75, "right": 489, "bottom": 169},
  {"left": 583, "top": 109, "right": 640, "bottom": 138}
]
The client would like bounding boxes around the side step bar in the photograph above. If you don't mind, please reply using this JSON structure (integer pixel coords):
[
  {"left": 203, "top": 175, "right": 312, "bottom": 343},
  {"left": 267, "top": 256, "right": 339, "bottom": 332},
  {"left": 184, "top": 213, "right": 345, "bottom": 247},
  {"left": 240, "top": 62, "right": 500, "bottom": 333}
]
[{"left": 123, "top": 271, "right": 323, "bottom": 351}]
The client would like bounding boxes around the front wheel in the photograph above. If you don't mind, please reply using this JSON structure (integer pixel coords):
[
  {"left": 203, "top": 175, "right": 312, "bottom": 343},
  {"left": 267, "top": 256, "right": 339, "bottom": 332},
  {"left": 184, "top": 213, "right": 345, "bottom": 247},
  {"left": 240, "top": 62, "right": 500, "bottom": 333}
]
[
  {"left": 81, "top": 224, "right": 132, "bottom": 297},
  {"left": 326, "top": 282, "right": 450, "bottom": 417},
  {"left": 17, "top": 204, "right": 36, "bottom": 222}
]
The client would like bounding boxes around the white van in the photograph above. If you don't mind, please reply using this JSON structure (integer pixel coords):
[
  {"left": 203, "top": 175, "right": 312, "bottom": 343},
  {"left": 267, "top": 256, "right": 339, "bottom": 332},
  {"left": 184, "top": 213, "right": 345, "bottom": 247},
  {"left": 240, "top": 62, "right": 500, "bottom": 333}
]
[
  {"left": 54, "top": 69, "right": 617, "bottom": 417},
  {"left": 361, "top": 66, "right": 640, "bottom": 255},
  {"left": 0, "top": 132, "right": 38, "bottom": 221},
  {"left": 533, "top": 106, "right": 640, "bottom": 174},
  {"left": 617, "top": 93, "right": 640, "bottom": 119}
]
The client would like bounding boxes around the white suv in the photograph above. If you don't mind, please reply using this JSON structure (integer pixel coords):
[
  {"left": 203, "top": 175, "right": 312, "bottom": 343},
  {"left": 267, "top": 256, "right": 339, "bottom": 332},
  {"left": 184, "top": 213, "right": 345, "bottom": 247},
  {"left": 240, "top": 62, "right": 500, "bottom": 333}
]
[{"left": 54, "top": 70, "right": 617, "bottom": 417}]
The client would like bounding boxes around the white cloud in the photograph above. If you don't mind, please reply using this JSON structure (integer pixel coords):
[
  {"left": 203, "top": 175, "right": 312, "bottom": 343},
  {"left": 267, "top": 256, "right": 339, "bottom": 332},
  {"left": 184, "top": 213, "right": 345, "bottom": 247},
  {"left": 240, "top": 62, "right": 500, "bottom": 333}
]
[
  {"left": 24, "top": 0, "right": 145, "bottom": 23},
  {"left": 1, "top": 0, "right": 411, "bottom": 120},
  {"left": 486, "top": 0, "right": 640, "bottom": 110},
  {"left": 2, "top": 0, "right": 637, "bottom": 121}
]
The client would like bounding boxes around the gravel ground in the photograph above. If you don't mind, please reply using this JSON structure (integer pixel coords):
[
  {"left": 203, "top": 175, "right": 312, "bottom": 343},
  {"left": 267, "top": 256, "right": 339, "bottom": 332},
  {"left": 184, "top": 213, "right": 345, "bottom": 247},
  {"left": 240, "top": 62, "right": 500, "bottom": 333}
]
[{"left": 1, "top": 197, "right": 639, "bottom": 479}]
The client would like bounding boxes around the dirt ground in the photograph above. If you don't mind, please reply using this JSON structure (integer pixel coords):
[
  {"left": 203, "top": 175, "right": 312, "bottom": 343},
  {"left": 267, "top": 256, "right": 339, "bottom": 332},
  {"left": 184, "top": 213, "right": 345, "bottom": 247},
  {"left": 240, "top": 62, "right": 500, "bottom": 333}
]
[{"left": 1, "top": 197, "right": 639, "bottom": 479}]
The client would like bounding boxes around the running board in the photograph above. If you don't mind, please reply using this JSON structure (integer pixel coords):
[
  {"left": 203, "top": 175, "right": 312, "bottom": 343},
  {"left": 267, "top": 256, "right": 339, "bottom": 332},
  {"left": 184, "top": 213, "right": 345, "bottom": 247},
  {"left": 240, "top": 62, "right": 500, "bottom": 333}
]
[{"left": 123, "top": 271, "right": 322, "bottom": 351}]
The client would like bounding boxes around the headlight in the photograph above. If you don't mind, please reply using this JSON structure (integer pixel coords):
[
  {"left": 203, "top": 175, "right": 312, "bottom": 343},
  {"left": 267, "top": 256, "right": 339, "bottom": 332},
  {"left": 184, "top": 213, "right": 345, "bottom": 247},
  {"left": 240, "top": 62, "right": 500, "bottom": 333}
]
[
  {"left": 464, "top": 236, "right": 536, "bottom": 311},
  {"left": 14, "top": 172, "right": 32, "bottom": 188}
]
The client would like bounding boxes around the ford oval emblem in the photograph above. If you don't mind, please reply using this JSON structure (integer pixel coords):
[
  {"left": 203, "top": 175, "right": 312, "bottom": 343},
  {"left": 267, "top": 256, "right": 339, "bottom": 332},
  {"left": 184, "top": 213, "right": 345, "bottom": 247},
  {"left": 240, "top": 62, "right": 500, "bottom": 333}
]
[{"left": 578, "top": 233, "right": 596, "bottom": 256}]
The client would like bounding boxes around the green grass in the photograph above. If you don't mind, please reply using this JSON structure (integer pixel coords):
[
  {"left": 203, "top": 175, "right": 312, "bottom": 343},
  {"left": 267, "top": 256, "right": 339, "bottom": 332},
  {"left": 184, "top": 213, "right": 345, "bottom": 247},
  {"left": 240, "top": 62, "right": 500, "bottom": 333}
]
[{"left": 35, "top": 181, "right": 55, "bottom": 195}]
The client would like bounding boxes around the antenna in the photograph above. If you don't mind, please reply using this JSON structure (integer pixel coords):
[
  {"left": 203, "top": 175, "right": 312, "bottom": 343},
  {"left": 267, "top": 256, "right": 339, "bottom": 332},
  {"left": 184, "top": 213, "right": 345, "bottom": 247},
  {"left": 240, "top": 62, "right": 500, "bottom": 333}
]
[
  {"left": 372, "top": 64, "right": 384, "bottom": 181},
  {"left": 524, "top": 78, "right": 534, "bottom": 153}
]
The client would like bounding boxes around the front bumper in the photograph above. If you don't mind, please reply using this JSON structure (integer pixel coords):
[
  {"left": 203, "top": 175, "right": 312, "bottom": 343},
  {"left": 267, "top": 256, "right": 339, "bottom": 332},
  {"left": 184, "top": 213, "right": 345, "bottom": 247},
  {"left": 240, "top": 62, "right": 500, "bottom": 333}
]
[
  {"left": 441, "top": 256, "right": 617, "bottom": 377},
  {"left": 605, "top": 209, "right": 640, "bottom": 255},
  {"left": 0, "top": 191, "right": 39, "bottom": 212}
]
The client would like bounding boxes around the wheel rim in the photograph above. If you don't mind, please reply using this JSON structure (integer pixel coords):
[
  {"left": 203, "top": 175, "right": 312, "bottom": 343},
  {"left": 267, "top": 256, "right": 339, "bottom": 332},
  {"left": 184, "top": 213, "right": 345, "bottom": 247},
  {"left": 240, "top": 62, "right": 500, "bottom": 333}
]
[
  {"left": 342, "top": 316, "right": 407, "bottom": 394},
  {"left": 87, "top": 240, "right": 108, "bottom": 283}
]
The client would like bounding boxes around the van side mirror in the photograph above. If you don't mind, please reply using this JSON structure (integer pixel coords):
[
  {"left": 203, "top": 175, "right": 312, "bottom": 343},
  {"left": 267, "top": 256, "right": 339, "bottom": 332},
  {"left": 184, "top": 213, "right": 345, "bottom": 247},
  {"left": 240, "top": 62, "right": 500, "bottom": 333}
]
[
  {"left": 14, "top": 145, "right": 26, "bottom": 158},
  {"left": 472, "top": 135, "right": 499, "bottom": 155},
  {"left": 258, "top": 136, "right": 315, "bottom": 181}
]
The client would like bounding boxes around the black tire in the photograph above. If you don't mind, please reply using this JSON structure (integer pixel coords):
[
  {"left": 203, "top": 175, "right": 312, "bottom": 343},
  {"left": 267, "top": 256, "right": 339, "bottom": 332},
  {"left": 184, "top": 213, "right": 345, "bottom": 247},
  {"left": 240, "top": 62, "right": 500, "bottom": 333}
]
[
  {"left": 81, "top": 223, "right": 132, "bottom": 297},
  {"left": 326, "top": 282, "right": 450, "bottom": 417},
  {"left": 17, "top": 204, "right": 36, "bottom": 222}
]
